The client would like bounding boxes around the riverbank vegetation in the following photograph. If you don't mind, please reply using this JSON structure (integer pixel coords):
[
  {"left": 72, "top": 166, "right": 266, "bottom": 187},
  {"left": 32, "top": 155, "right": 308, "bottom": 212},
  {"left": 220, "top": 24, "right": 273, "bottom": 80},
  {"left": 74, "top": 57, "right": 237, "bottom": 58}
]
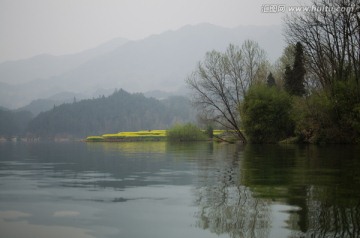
[
  {"left": 166, "top": 123, "right": 207, "bottom": 141},
  {"left": 186, "top": 0, "right": 359, "bottom": 144},
  {"left": 241, "top": 84, "right": 294, "bottom": 143}
]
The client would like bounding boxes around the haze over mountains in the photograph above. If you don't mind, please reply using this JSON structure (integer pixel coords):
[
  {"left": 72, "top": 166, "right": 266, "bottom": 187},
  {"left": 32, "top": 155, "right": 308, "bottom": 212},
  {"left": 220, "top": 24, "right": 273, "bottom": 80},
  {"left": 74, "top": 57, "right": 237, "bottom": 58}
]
[{"left": 0, "top": 23, "right": 284, "bottom": 109}]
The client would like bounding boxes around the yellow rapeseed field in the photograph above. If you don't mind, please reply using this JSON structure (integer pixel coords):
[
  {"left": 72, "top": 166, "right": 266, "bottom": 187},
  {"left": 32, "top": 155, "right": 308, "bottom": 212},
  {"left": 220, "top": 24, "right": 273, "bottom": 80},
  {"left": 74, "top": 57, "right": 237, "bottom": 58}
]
[
  {"left": 86, "top": 129, "right": 226, "bottom": 142},
  {"left": 86, "top": 130, "right": 167, "bottom": 141}
]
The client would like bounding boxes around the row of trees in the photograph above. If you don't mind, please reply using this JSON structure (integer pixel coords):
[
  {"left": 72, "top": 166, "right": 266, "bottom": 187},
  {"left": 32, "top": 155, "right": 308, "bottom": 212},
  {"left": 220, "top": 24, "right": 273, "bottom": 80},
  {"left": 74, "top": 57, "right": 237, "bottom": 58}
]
[{"left": 187, "top": 0, "right": 360, "bottom": 143}]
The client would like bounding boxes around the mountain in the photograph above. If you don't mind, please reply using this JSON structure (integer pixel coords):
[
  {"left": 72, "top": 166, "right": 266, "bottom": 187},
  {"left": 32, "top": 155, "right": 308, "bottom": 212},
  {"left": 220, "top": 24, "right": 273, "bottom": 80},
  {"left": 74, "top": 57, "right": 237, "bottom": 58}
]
[
  {"left": 0, "top": 37, "right": 128, "bottom": 109},
  {"left": 16, "top": 92, "right": 82, "bottom": 116},
  {"left": 143, "top": 89, "right": 187, "bottom": 100},
  {"left": 27, "top": 89, "right": 196, "bottom": 138},
  {"left": 0, "top": 37, "right": 128, "bottom": 85},
  {"left": 0, "top": 24, "right": 284, "bottom": 109},
  {"left": 48, "top": 24, "right": 283, "bottom": 92},
  {"left": 16, "top": 89, "right": 120, "bottom": 116},
  {"left": 0, "top": 108, "right": 32, "bottom": 137}
]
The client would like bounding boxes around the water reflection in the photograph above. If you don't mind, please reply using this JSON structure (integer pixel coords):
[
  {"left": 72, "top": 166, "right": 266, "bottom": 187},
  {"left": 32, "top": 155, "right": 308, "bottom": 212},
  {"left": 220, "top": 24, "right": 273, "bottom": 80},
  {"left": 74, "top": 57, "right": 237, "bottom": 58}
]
[
  {"left": 1, "top": 142, "right": 360, "bottom": 238},
  {"left": 194, "top": 144, "right": 271, "bottom": 238},
  {"left": 0, "top": 210, "right": 95, "bottom": 238},
  {"left": 86, "top": 141, "right": 167, "bottom": 154},
  {"left": 193, "top": 144, "right": 360, "bottom": 237}
]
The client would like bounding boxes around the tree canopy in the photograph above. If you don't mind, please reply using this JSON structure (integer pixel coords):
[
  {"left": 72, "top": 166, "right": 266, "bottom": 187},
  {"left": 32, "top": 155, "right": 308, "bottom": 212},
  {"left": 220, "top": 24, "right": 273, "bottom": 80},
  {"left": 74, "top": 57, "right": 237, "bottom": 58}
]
[
  {"left": 284, "top": 0, "right": 360, "bottom": 143},
  {"left": 186, "top": 40, "right": 268, "bottom": 142},
  {"left": 241, "top": 84, "right": 293, "bottom": 143}
]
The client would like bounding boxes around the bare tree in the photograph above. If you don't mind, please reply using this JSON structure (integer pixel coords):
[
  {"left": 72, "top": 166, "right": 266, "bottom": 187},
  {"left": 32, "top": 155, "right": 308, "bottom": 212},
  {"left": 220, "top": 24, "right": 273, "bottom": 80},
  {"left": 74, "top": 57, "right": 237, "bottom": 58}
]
[
  {"left": 186, "top": 40, "right": 268, "bottom": 142},
  {"left": 242, "top": 40, "right": 268, "bottom": 86},
  {"left": 284, "top": 0, "right": 360, "bottom": 94}
]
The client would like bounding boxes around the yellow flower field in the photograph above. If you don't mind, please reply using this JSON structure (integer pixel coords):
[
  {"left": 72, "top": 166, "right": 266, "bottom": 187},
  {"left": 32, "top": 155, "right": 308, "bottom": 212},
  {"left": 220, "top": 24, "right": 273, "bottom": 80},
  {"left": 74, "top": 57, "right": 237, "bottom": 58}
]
[
  {"left": 86, "top": 130, "right": 167, "bottom": 141},
  {"left": 86, "top": 129, "right": 226, "bottom": 142}
]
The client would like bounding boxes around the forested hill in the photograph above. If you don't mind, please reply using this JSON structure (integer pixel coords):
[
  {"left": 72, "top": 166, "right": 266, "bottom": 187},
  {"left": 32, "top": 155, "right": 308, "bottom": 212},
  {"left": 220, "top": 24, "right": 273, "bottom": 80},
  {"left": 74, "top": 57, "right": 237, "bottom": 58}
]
[{"left": 27, "top": 89, "right": 195, "bottom": 138}]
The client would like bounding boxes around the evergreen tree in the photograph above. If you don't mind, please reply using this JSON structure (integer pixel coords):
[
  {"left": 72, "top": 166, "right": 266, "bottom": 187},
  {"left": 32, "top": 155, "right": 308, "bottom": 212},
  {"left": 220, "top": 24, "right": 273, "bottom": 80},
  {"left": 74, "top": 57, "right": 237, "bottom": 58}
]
[
  {"left": 266, "top": 72, "right": 276, "bottom": 87},
  {"left": 284, "top": 65, "right": 293, "bottom": 94},
  {"left": 284, "top": 42, "right": 306, "bottom": 96},
  {"left": 292, "top": 42, "right": 306, "bottom": 96}
]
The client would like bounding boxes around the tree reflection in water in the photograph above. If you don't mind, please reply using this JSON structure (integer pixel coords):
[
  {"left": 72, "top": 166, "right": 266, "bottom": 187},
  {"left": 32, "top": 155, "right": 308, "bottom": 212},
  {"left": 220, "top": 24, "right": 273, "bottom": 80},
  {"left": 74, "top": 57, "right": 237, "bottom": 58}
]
[
  {"left": 289, "top": 186, "right": 360, "bottom": 238},
  {"left": 193, "top": 144, "right": 360, "bottom": 238},
  {"left": 195, "top": 184, "right": 271, "bottom": 238},
  {"left": 193, "top": 144, "right": 271, "bottom": 238}
]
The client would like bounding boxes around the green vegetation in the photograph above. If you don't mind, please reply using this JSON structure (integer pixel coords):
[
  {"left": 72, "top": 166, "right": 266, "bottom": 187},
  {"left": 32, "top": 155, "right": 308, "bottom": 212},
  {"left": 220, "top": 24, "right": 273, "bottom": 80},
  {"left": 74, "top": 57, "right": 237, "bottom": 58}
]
[
  {"left": 266, "top": 72, "right": 276, "bottom": 87},
  {"left": 186, "top": 0, "right": 359, "bottom": 144},
  {"left": 241, "top": 84, "right": 294, "bottom": 143},
  {"left": 284, "top": 42, "right": 305, "bottom": 97},
  {"left": 291, "top": 80, "right": 360, "bottom": 144},
  {"left": 186, "top": 40, "right": 268, "bottom": 143},
  {"left": 167, "top": 123, "right": 207, "bottom": 141},
  {"left": 282, "top": 0, "right": 360, "bottom": 143},
  {"left": 85, "top": 136, "right": 105, "bottom": 142}
]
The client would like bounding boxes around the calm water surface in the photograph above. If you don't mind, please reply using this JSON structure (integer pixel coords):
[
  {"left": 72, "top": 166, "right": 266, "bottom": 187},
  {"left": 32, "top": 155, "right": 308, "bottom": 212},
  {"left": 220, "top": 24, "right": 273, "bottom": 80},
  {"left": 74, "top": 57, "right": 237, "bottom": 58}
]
[{"left": 0, "top": 142, "right": 359, "bottom": 238}]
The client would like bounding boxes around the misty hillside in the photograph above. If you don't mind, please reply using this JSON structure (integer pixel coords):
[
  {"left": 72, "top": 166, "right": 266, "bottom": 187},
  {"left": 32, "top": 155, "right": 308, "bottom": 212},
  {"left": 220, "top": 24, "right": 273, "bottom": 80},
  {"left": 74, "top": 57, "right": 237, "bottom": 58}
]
[
  {"left": 0, "top": 37, "right": 128, "bottom": 85},
  {"left": 0, "top": 38, "right": 128, "bottom": 109},
  {"left": 27, "top": 89, "right": 196, "bottom": 138},
  {"left": 52, "top": 24, "right": 283, "bottom": 93},
  {"left": 0, "top": 24, "right": 284, "bottom": 109},
  {"left": 0, "top": 108, "right": 32, "bottom": 137}
]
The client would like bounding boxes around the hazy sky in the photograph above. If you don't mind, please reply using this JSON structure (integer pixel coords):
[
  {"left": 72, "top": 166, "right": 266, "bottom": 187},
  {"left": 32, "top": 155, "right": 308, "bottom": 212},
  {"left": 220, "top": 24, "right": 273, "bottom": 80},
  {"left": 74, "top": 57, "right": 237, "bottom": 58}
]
[{"left": 0, "top": 0, "right": 308, "bottom": 62}]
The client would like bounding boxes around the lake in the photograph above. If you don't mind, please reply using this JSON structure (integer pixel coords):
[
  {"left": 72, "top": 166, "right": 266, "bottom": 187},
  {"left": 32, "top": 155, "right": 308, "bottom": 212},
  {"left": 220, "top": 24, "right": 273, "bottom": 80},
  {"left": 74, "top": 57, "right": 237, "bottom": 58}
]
[{"left": 0, "top": 141, "right": 359, "bottom": 238}]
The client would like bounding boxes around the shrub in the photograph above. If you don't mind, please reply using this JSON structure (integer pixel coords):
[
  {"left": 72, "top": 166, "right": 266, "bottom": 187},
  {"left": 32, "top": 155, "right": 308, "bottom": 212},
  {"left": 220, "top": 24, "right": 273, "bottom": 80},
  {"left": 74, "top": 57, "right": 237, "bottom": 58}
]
[
  {"left": 293, "top": 80, "right": 360, "bottom": 144},
  {"left": 167, "top": 123, "right": 207, "bottom": 141},
  {"left": 241, "top": 84, "right": 294, "bottom": 143}
]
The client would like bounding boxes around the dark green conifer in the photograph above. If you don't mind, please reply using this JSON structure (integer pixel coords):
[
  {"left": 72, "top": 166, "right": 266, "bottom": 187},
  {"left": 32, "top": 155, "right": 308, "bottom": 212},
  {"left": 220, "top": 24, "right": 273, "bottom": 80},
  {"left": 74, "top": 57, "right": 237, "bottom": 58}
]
[
  {"left": 284, "top": 65, "right": 293, "bottom": 94},
  {"left": 292, "top": 42, "right": 306, "bottom": 96},
  {"left": 284, "top": 42, "right": 306, "bottom": 96},
  {"left": 266, "top": 72, "right": 276, "bottom": 87}
]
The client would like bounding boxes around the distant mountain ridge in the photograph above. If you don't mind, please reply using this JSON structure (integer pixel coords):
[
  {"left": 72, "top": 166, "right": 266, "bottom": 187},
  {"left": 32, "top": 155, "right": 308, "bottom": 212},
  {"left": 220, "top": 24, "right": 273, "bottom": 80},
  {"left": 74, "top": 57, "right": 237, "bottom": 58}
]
[
  {"left": 0, "top": 23, "right": 284, "bottom": 109},
  {"left": 27, "top": 89, "right": 196, "bottom": 138},
  {"left": 0, "top": 37, "right": 129, "bottom": 85}
]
